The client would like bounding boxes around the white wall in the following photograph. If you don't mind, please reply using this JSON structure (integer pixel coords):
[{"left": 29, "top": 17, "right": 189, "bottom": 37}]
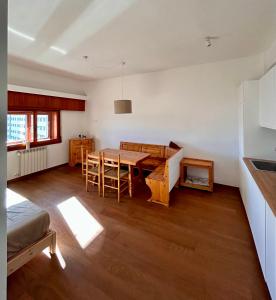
[
  {"left": 8, "top": 62, "right": 85, "bottom": 95},
  {"left": 7, "top": 63, "right": 86, "bottom": 180},
  {"left": 239, "top": 81, "right": 276, "bottom": 161},
  {"left": 264, "top": 39, "right": 276, "bottom": 72},
  {"left": 84, "top": 55, "right": 264, "bottom": 187},
  {"left": 0, "top": 1, "right": 7, "bottom": 298}
]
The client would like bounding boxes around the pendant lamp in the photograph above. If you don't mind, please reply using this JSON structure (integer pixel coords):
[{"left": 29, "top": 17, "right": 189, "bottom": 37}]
[{"left": 114, "top": 61, "right": 132, "bottom": 114}]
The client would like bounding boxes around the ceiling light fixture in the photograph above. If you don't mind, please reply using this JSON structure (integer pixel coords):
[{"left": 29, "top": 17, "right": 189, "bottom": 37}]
[
  {"left": 205, "top": 36, "right": 219, "bottom": 48},
  {"left": 50, "top": 46, "right": 67, "bottom": 55},
  {"left": 205, "top": 37, "right": 212, "bottom": 47},
  {"left": 8, "top": 26, "right": 35, "bottom": 41},
  {"left": 114, "top": 61, "right": 132, "bottom": 114}
]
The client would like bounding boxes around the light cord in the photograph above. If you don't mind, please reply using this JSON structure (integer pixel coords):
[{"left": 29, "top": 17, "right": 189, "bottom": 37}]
[{"left": 121, "top": 61, "right": 125, "bottom": 99}]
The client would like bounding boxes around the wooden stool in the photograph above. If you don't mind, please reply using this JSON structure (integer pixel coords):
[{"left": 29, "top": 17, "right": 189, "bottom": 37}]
[{"left": 180, "top": 158, "right": 214, "bottom": 192}]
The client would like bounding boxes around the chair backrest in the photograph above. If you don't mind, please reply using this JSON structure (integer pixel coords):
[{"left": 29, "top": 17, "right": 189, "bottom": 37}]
[
  {"left": 101, "top": 152, "right": 121, "bottom": 176},
  {"left": 87, "top": 151, "right": 101, "bottom": 168}
]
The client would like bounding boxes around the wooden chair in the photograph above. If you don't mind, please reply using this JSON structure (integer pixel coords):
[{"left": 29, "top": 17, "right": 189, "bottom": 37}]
[
  {"left": 101, "top": 153, "right": 130, "bottom": 202},
  {"left": 81, "top": 145, "right": 88, "bottom": 176},
  {"left": 86, "top": 151, "right": 101, "bottom": 195}
]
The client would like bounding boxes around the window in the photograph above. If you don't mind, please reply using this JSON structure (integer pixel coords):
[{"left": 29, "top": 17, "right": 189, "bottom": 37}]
[
  {"left": 7, "top": 111, "right": 61, "bottom": 151},
  {"left": 37, "top": 114, "right": 49, "bottom": 140},
  {"left": 7, "top": 113, "right": 33, "bottom": 145}
]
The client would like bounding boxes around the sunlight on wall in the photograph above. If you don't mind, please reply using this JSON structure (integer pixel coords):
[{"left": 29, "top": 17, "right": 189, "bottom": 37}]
[
  {"left": 6, "top": 188, "right": 28, "bottom": 208},
  {"left": 43, "top": 245, "right": 66, "bottom": 269},
  {"left": 57, "top": 197, "right": 104, "bottom": 249}
]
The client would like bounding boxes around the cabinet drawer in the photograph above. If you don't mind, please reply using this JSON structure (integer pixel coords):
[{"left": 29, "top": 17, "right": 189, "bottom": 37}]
[
  {"left": 69, "top": 138, "right": 94, "bottom": 167},
  {"left": 82, "top": 139, "right": 92, "bottom": 146},
  {"left": 71, "top": 140, "right": 82, "bottom": 146},
  {"left": 71, "top": 146, "right": 82, "bottom": 155}
]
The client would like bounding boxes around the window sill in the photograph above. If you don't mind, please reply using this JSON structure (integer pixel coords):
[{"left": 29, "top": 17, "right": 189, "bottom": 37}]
[{"left": 7, "top": 137, "right": 62, "bottom": 152}]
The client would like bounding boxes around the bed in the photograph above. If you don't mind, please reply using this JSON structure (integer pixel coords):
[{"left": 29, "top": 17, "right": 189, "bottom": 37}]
[{"left": 7, "top": 189, "right": 56, "bottom": 276}]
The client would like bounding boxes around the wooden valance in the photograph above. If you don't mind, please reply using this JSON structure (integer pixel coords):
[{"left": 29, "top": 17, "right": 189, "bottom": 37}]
[{"left": 8, "top": 91, "right": 85, "bottom": 111}]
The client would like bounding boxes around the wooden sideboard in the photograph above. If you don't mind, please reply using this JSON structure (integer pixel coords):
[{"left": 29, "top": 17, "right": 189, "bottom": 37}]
[{"left": 69, "top": 138, "right": 94, "bottom": 167}]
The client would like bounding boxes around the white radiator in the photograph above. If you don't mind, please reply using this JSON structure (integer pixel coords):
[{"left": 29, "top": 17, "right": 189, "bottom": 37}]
[{"left": 17, "top": 146, "right": 47, "bottom": 176}]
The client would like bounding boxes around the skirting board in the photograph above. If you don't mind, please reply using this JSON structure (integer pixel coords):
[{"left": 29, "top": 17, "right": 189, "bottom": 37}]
[{"left": 179, "top": 182, "right": 239, "bottom": 191}]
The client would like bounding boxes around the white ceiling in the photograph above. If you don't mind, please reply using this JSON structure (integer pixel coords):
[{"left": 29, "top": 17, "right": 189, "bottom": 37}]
[{"left": 8, "top": 0, "right": 276, "bottom": 80}]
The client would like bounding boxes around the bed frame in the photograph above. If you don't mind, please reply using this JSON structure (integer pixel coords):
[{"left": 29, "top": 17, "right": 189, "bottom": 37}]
[{"left": 7, "top": 230, "right": 56, "bottom": 276}]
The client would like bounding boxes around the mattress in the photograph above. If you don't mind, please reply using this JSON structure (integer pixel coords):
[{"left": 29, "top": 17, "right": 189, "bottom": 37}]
[{"left": 7, "top": 189, "right": 50, "bottom": 259}]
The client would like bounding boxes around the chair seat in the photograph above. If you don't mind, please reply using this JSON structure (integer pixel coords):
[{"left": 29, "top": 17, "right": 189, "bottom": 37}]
[
  {"left": 87, "top": 166, "right": 99, "bottom": 175},
  {"left": 88, "top": 166, "right": 111, "bottom": 175},
  {"left": 104, "top": 168, "right": 129, "bottom": 179}
]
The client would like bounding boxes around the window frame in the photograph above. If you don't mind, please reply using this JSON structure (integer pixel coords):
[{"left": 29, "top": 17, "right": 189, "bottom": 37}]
[
  {"left": 7, "top": 110, "right": 61, "bottom": 151},
  {"left": 7, "top": 111, "right": 32, "bottom": 146}
]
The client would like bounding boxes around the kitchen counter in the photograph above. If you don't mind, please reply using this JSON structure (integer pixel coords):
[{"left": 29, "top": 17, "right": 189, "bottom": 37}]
[{"left": 243, "top": 157, "right": 276, "bottom": 216}]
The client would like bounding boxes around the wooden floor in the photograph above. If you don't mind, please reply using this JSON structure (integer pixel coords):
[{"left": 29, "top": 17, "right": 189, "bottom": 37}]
[{"left": 7, "top": 166, "right": 270, "bottom": 300}]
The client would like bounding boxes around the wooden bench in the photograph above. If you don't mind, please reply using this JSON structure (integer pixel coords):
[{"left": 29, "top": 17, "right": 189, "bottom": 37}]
[
  {"left": 120, "top": 142, "right": 165, "bottom": 170},
  {"left": 145, "top": 162, "right": 169, "bottom": 205},
  {"left": 120, "top": 141, "right": 184, "bottom": 206},
  {"left": 120, "top": 141, "right": 178, "bottom": 170}
]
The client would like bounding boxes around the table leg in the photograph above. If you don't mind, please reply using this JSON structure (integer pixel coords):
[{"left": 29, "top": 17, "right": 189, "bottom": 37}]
[
  {"left": 128, "top": 165, "right": 133, "bottom": 197},
  {"left": 137, "top": 163, "right": 144, "bottom": 183}
]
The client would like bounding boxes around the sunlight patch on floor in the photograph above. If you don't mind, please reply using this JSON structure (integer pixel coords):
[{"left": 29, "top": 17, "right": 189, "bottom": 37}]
[{"left": 57, "top": 197, "right": 104, "bottom": 248}]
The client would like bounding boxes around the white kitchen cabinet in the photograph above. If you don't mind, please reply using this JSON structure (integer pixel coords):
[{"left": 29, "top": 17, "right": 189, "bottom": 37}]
[
  {"left": 259, "top": 65, "right": 276, "bottom": 130},
  {"left": 239, "top": 78, "right": 276, "bottom": 299},
  {"left": 266, "top": 202, "right": 276, "bottom": 299},
  {"left": 240, "top": 159, "right": 276, "bottom": 299},
  {"left": 239, "top": 160, "right": 266, "bottom": 274}
]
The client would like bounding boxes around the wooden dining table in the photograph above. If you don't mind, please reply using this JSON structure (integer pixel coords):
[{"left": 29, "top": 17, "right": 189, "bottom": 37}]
[{"left": 87, "top": 148, "right": 150, "bottom": 197}]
